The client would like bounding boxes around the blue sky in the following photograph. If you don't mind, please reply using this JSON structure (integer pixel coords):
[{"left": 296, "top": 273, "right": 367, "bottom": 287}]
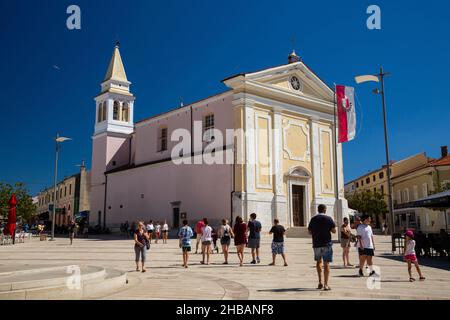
[{"left": 1, "top": 0, "right": 449, "bottom": 195}]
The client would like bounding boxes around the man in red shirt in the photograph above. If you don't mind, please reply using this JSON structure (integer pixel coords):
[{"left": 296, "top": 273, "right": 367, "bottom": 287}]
[{"left": 195, "top": 219, "right": 205, "bottom": 254}]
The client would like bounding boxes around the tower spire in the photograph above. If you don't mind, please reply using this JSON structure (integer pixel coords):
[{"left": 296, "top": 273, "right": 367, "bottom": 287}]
[{"left": 103, "top": 43, "right": 128, "bottom": 83}]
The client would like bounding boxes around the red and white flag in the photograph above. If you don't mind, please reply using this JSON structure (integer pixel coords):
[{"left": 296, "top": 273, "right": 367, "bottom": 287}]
[{"left": 336, "top": 85, "right": 356, "bottom": 143}]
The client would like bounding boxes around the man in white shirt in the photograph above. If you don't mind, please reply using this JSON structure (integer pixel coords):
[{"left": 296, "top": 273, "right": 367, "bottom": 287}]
[
  {"left": 162, "top": 220, "right": 169, "bottom": 244},
  {"left": 356, "top": 215, "right": 376, "bottom": 277},
  {"left": 146, "top": 221, "right": 154, "bottom": 241}
]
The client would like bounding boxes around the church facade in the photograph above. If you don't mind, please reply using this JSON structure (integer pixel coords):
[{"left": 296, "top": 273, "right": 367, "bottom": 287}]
[{"left": 90, "top": 45, "right": 349, "bottom": 234}]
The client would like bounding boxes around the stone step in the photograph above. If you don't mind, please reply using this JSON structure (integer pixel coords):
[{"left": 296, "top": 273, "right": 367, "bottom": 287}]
[
  {"left": 0, "top": 265, "right": 105, "bottom": 292},
  {"left": 0, "top": 265, "right": 128, "bottom": 300},
  {"left": 286, "top": 227, "right": 310, "bottom": 238}
]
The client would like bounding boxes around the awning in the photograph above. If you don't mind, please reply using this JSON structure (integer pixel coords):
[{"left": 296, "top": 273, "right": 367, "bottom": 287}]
[{"left": 414, "top": 190, "right": 450, "bottom": 209}]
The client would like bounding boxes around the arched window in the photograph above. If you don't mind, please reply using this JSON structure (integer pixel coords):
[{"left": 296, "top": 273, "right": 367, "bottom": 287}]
[
  {"left": 113, "top": 101, "right": 120, "bottom": 120},
  {"left": 121, "top": 102, "right": 129, "bottom": 122},
  {"left": 102, "top": 102, "right": 107, "bottom": 121},
  {"left": 97, "top": 104, "right": 103, "bottom": 123}
]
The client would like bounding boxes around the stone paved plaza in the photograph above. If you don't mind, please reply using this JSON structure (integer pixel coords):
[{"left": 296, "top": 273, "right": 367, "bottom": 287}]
[{"left": 1, "top": 234, "right": 449, "bottom": 300}]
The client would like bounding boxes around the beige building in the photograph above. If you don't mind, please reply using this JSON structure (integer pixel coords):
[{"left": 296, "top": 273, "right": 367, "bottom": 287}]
[
  {"left": 345, "top": 146, "right": 450, "bottom": 233},
  {"left": 393, "top": 147, "right": 450, "bottom": 233},
  {"left": 36, "top": 163, "right": 91, "bottom": 226},
  {"left": 344, "top": 165, "right": 390, "bottom": 203}
]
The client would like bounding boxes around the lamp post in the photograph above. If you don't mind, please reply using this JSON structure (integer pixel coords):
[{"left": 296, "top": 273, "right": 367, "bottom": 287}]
[
  {"left": 50, "top": 133, "right": 72, "bottom": 241},
  {"left": 355, "top": 67, "right": 396, "bottom": 252}
]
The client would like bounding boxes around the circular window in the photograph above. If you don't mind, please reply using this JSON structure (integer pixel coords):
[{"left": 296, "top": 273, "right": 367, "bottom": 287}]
[{"left": 290, "top": 76, "right": 302, "bottom": 91}]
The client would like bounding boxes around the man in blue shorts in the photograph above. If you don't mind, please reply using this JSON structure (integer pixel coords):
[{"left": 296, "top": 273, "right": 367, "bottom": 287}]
[
  {"left": 247, "top": 213, "right": 262, "bottom": 264},
  {"left": 308, "top": 204, "right": 336, "bottom": 291}
]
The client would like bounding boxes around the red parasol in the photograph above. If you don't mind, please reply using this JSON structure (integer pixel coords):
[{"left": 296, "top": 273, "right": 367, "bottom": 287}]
[{"left": 3, "top": 194, "right": 17, "bottom": 236}]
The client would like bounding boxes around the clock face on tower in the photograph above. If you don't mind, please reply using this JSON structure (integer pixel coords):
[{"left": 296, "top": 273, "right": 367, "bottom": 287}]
[{"left": 290, "top": 76, "right": 301, "bottom": 91}]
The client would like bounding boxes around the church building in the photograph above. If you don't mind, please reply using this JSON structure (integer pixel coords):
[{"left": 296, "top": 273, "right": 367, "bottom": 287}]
[{"left": 90, "top": 44, "right": 349, "bottom": 235}]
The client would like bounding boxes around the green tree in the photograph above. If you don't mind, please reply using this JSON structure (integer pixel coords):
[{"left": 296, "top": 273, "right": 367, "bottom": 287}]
[
  {"left": 0, "top": 182, "right": 36, "bottom": 223},
  {"left": 346, "top": 189, "right": 388, "bottom": 226}
]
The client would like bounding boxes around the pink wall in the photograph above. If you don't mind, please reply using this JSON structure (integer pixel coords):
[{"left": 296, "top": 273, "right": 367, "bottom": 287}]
[
  {"left": 134, "top": 93, "right": 234, "bottom": 166},
  {"left": 91, "top": 133, "right": 131, "bottom": 226},
  {"left": 90, "top": 135, "right": 107, "bottom": 224},
  {"left": 91, "top": 93, "right": 234, "bottom": 227},
  {"left": 104, "top": 153, "right": 233, "bottom": 229}
]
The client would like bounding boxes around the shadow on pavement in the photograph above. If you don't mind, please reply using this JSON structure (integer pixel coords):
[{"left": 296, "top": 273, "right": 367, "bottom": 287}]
[
  {"left": 378, "top": 254, "right": 450, "bottom": 271},
  {"left": 257, "top": 288, "right": 319, "bottom": 293}
]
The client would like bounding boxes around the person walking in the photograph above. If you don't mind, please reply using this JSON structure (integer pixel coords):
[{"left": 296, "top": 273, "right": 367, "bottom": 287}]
[
  {"left": 146, "top": 220, "right": 154, "bottom": 241},
  {"left": 123, "top": 221, "right": 129, "bottom": 239},
  {"left": 341, "top": 217, "right": 353, "bottom": 267},
  {"left": 134, "top": 222, "right": 150, "bottom": 272},
  {"left": 194, "top": 219, "right": 205, "bottom": 254},
  {"left": 162, "top": 220, "right": 169, "bottom": 244},
  {"left": 130, "top": 221, "right": 136, "bottom": 239},
  {"left": 357, "top": 215, "right": 376, "bottom": 277},
  {"left": 218, "top": 219, "right": 234, "bottom": 264},
  {"left": 178, "top": 220, "right": 194, "bottom": 268},
  {"left": 37, "top": 224, "right": 43, "bottom": 237},
  {"left": 308, "top": 204, "right": 336, "bottom": 291},
  {"left": 404, "top": 230, "right": 425, "bottom": 282},
  {"left": 155, "top": 222, "right": 161, "bottom": 244},
  {"left": 211, "top": 226, "right": 219, "bottom": 254},
  {"left": 200, "top": 218, "right": 213, "bottom": 265},
  {"left": 68, "top": 219, "right": 77, "bottom": 245},
  {"left": 233, "top": 216, "right": 247, "bottom": 267},
  {"left": 269, "top": 219, "right": 288, "bottom": 266},
  {"left": 383, "top": 220, "right": 389, "bottom": 236},
  {"left": 247, "top": 213, "right": 262, "bottom": 264}
]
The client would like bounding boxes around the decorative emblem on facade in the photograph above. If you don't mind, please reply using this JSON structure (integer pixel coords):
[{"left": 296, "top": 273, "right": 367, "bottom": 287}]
[{"left": 283, "top": 120, "right": 310, "bottom": 162}]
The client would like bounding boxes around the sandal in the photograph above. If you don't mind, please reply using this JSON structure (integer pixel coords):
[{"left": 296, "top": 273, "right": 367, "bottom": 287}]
[
  {"left": 323, "top": 285, "right": 331, "bottom": 291},
  {"left": 317, "top": 283, "right": 323, "bottom": 290},
  {"left": 141, "top": 269, "right": 146, "bottom": 273},
  {"left": 269, "top": 262, "right": 275, "bottom": 266},
  {"left": 284, "top": 263, "right": 288, "bottom": 267},
  {"left": 409, "top": 277, "right": 416, "bottom": 282},
  {"left": 419, "top": 277, "right": 426, "bottom": 281}
]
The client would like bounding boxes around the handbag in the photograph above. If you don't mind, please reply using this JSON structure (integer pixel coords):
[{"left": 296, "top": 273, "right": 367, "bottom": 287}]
[{"left": 144, "top": 237, "right": 150, "bottom": 250}]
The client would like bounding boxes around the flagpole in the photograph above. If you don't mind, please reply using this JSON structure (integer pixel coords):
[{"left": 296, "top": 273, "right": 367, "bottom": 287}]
[{"left": 333, "top": 84, "right": 341, "bottom": 241}]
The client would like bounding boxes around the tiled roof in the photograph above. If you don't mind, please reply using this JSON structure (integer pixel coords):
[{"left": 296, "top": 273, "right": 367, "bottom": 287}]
[
  {"left": 430, "top": 155, "right": 450, "bottom": 166},
  {"left": 393, "top": 155, "right": 450, "bottom": 179}
]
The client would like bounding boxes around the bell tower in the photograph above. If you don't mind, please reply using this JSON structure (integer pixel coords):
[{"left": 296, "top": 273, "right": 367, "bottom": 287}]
[
  {"left": 90, "top": 43, "right": 135, "bottom": 228},
  {"left": 94, "top": 42, "right": 135, "bottom": 135}
]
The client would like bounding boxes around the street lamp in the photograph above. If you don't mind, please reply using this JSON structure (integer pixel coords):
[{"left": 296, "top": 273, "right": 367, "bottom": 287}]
[
  {"left": 355, "top": 67, "right": 396, "bottom": 253},
  {"left": 50, "top": 133, "right": 72, "bottom": 241}
]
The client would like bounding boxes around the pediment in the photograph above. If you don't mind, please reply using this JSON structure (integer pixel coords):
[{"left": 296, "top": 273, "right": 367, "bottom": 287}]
[
  {"left": 223, "top": 61, "right": 335, "bottom": 106},
  {"left": 247, "top": 62, "right": 334, "bottom": 103}
]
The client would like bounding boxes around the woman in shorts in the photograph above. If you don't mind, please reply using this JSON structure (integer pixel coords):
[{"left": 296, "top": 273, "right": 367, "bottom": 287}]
[
  {"left": 340, "top": 217, "right": 353, "bottom": 267},
  {"left": 200, "top": 218, "right": 213, "bottom": 265},
  {"left": 233, "top": 216, "right": 247, "bottom": 267},
  {"left": 218, "top": 219, "right": 234, "bottom": 264}
]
